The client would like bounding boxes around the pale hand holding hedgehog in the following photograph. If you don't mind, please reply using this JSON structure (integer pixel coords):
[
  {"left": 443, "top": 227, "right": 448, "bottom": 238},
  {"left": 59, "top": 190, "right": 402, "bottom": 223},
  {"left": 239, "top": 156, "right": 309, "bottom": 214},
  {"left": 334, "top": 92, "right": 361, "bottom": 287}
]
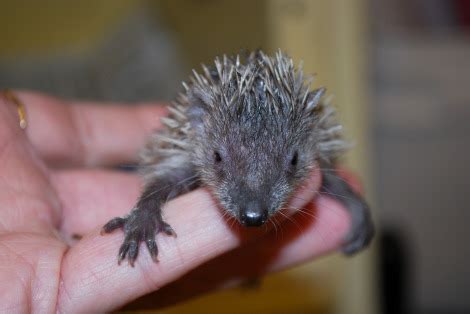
[{"left": 102, "top": 50, "right": 374, "bottom": 266}]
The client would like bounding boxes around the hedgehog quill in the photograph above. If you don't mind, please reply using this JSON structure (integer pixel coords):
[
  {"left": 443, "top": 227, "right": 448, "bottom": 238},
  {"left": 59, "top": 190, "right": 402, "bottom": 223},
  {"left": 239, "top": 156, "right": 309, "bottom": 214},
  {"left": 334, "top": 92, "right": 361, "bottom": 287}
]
[{"left": 102, "top": 50, "right": 374, "bottom": 266}]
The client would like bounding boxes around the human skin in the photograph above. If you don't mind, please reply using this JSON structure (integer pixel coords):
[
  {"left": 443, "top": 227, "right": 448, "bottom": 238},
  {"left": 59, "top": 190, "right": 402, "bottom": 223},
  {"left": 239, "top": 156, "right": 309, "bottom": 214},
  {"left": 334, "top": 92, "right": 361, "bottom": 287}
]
[{"left": 0, "top": 91, "right": 352, "bottom": 312}]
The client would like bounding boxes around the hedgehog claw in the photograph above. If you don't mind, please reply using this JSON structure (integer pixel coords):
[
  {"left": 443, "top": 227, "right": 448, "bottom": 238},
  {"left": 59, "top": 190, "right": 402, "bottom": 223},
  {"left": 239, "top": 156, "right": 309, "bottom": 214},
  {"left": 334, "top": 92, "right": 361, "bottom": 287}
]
[{"left": 102, "top": 208, "right": 174, "bottom": 265}]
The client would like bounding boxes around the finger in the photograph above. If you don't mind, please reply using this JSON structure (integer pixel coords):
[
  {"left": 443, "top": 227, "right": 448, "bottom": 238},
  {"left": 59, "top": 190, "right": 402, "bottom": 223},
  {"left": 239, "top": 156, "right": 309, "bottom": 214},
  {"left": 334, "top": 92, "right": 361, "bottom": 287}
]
[
  {"left": 15, "top": 90, "right": 167, "bottom": 167},
  {"left": 126, "top": 196, "right": 350, "bottom": 309},
  {"left": 56, "top": 172, "right": 321, "bottom": 312},
  {"left": 0, "top": 93, "right": 61, "bottom": 235},
  {"left": 261, "top": 196, "right": 351, "bottom": 271},
  {"left": 50, "top": 170, "right": 142, "bottom": 239}
]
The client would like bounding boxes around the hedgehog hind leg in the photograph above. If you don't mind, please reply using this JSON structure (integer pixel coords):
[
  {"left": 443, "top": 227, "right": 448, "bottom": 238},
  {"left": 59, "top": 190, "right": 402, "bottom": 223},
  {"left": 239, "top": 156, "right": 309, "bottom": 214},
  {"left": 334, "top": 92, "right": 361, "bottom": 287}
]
[{"left": 320, "top": 167, "right": 375, "bottom": 255}]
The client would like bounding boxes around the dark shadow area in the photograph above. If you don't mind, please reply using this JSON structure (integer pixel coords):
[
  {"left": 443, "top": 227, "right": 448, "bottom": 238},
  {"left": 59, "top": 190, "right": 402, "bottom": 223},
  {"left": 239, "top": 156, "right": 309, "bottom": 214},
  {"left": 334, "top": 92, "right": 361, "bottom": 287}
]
[{"left": 379, "top": 228, "right": 411, "bottom": 314}]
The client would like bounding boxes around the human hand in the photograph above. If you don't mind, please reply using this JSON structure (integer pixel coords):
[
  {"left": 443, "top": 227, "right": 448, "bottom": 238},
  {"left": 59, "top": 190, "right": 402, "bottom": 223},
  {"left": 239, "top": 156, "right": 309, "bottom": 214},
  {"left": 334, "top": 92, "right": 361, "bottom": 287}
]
[{"left": 0, "top": 91, "right": 351, "bottom": 312}]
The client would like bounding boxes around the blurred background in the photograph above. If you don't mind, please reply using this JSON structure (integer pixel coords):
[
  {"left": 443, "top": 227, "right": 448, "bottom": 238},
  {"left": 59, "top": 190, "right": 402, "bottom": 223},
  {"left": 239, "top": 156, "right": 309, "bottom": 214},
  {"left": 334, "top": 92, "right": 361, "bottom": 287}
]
[{"left": 1, "top": 1, "right": 469, "bottom": 313}]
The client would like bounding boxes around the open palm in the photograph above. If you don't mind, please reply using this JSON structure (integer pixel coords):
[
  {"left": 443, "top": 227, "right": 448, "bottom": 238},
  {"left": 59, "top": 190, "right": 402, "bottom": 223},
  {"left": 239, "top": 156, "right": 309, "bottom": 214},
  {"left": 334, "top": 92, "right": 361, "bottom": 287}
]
[{"left": 0, "top": 91, "right": 351, "bottom": 312}]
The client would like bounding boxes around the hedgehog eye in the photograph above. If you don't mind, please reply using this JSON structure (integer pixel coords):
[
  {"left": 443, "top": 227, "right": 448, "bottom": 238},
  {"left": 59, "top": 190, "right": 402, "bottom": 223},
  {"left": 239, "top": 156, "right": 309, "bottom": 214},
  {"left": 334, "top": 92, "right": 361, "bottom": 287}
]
[
  {"left": 214, "top": 151, "right": 222, "bottom": 163},
  {"left": 290, "top": 151, "right": 299, "bottom": 167}
]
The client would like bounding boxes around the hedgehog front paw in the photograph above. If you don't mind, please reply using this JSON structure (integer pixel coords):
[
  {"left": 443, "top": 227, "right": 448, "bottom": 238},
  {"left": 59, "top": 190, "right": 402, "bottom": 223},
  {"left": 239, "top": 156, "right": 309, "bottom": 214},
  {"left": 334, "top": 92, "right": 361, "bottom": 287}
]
[{"left": 101, "top": 208, "right": 176, "bottom": 266}]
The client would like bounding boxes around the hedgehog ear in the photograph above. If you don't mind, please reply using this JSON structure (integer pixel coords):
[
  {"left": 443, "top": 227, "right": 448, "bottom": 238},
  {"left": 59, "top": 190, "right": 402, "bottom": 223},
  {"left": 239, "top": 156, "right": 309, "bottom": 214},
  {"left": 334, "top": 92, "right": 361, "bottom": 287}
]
[
  {"left": 306, "top": 87, "right": 326, "bottom": 111},
  {"left": 187, "top": 88, "right": 211, "bottom": 131}
]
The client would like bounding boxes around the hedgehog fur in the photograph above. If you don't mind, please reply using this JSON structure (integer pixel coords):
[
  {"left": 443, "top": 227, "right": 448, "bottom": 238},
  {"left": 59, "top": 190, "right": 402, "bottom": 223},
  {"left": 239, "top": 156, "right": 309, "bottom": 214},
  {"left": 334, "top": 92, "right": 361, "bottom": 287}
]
[{"left": 140, "top": 50, "right": 347, "bottom": 176}]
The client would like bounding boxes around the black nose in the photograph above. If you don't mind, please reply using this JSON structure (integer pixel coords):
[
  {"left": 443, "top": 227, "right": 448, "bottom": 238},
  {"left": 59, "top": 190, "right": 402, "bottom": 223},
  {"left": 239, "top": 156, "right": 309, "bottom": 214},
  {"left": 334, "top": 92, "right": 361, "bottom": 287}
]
[{"left": 240, "top": 201, "right": 268, "bottom": 227}]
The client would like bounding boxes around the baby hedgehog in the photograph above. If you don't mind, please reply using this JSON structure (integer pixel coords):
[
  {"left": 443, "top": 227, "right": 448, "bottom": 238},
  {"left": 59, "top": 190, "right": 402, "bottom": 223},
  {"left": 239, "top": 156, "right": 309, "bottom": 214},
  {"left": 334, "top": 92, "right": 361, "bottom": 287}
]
[{"left": 102, "top": 50, "right": 374, "bottom": 266}]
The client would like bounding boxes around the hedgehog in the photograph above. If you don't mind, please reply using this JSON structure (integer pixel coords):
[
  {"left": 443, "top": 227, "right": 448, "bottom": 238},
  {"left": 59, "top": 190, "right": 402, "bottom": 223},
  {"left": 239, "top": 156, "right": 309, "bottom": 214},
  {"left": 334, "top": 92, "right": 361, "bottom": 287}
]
[{"left": 102, "top": 50, "right": 374, "bottom": 266}]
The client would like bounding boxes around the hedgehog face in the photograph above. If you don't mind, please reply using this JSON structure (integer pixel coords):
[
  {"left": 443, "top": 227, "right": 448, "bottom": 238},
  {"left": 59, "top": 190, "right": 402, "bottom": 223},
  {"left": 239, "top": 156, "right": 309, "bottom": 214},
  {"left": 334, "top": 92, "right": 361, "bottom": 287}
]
[
  {"left": 189, "top": 92, "right": 318, "bottom": 227},
  {"left": 184, "top": 52, "right": 332, "bottom": 227}
]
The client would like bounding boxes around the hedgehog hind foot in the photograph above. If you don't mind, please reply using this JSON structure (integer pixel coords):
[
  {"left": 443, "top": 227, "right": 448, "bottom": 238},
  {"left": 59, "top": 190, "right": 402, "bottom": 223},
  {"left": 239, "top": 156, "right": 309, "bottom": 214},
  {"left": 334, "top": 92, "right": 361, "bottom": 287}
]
[
  {"left": 341, "top": 208, "right": 374, "bottom": 255},
  {"left": 320, "top": 167, "right": 375, "bottom": 255}
]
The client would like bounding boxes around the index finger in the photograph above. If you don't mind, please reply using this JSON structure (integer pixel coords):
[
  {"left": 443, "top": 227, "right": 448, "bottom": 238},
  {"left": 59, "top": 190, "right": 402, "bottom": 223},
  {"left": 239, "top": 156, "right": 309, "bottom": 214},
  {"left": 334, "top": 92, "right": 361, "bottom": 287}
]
[{"left": 12, "top": 91, "right": 167, "bottom": 168}]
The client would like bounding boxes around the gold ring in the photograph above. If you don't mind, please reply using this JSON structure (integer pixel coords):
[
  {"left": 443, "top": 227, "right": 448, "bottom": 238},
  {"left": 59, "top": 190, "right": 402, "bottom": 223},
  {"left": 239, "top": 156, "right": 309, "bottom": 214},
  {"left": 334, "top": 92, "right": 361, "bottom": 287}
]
[{"left": 2, "top": 89, "right": 27, "bottom": 129}]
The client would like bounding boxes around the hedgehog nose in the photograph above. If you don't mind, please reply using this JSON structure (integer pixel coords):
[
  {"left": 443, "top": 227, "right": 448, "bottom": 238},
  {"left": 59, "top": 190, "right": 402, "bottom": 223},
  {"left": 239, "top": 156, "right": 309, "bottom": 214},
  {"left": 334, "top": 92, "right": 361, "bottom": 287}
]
[{"left": 240, "top": 201, "right": 268, "bottom": 227}]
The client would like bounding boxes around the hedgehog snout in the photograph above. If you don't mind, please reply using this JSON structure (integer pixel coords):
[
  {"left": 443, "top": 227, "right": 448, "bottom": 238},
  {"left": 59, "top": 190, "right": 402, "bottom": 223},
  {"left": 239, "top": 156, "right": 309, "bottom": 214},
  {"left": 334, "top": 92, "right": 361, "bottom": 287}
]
[{"left": 238, "top": 200, "right": 268, "bottom": 227}]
